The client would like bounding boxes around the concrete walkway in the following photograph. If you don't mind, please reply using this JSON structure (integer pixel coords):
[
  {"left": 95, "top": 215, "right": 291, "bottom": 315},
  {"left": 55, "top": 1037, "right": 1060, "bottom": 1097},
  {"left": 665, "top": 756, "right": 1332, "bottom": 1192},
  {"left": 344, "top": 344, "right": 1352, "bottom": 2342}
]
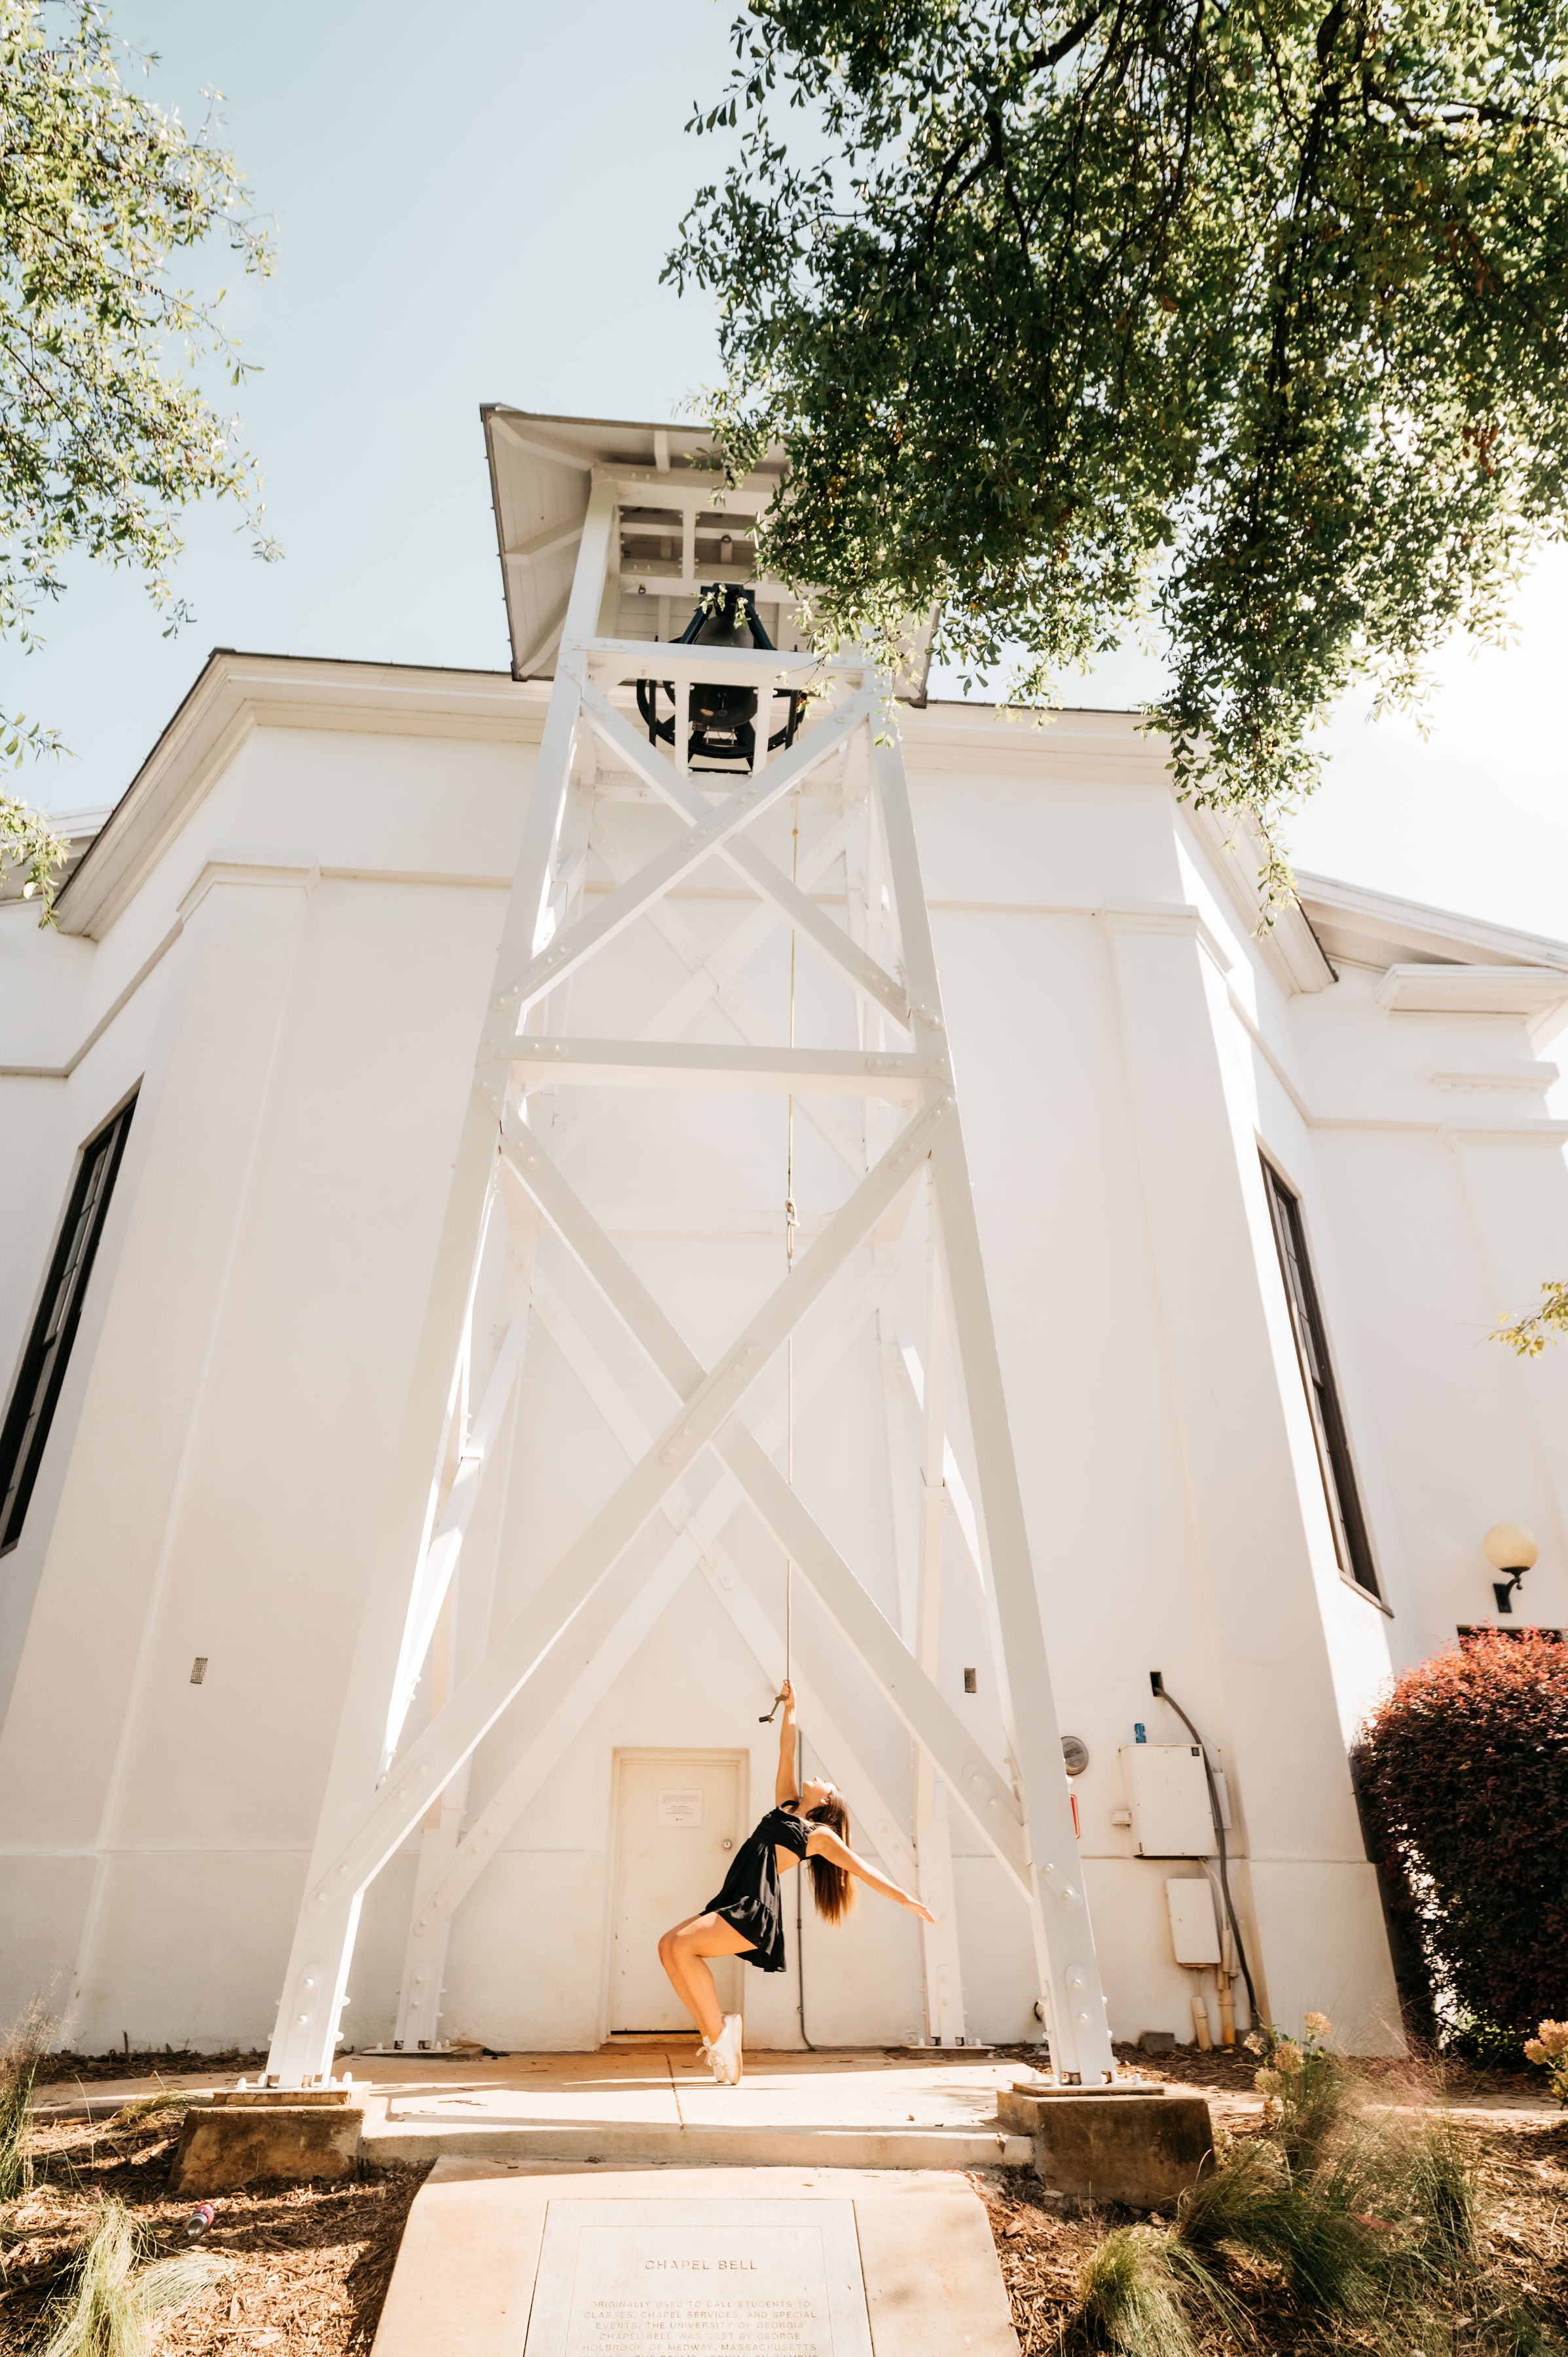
[
  {"left": 357, "top": 2046, "right": 1034, "bottom": 2170},
  {"left": 33, "top": 2045, "right": 1035, "bottom": 2170},
  {"left": 31, "top": 2047, "right": 1559, "bottom": 2161}
]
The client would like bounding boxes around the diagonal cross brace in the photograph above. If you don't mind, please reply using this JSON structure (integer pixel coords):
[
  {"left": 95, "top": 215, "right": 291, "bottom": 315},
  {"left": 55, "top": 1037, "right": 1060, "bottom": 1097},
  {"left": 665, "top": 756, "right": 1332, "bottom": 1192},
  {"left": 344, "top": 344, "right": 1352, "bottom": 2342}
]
[
  {"left": 380, "top": 1319, "right": 527, "bottom": 1771},
  {"left": 289, "top": 1094, "right": 953, "bottom": 1925},
  {"left": 407, "top": 1253, "right": 921, "bottom": 1943},
  {"left": 579, "top": 682, "right": 910, "bottom": 1029},
  {"left": 497, "top": 1106, "right": 1032, "bottom": 1886},
  {"left": 711, "top": 1421, "right": 1030, "bottom": 1892},
  {"left": 492, "top": 686, "right": 877, "bottom": 1023}
]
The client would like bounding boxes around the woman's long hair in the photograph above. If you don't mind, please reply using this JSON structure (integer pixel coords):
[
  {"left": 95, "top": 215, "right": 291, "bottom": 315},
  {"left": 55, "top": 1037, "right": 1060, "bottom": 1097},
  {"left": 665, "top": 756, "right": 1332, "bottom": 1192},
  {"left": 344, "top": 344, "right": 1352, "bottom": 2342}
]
[{"left": 805, "top": 1794, "right": 855, "bottom": 1923}]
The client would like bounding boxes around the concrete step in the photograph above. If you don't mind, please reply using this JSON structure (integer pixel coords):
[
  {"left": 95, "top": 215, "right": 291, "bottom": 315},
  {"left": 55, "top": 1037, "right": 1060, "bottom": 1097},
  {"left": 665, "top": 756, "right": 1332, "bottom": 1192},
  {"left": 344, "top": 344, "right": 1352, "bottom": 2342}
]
[{"left": 359, "top": 2108, "right": 1032, "bottom": 2172}]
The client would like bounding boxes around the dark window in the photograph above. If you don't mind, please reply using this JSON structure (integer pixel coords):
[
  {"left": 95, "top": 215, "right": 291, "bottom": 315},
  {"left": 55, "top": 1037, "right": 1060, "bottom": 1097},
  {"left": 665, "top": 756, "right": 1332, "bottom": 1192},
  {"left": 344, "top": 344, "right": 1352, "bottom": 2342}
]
[
  {"left": 1260, "top": 1156, "right": 1379, "bottom": 1597},
  {"left": 0, "top": 1098, "right": 135, "bottom": 1554}
]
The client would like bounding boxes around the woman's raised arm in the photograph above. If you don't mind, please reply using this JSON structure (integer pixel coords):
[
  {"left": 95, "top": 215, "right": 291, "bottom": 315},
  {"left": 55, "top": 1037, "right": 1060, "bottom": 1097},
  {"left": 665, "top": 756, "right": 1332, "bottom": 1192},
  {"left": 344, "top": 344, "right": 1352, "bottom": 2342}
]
[
  {"left": 805, "top": 1826, "right": 936, "bottom": 1922},
  {"left": 775, "top": 1679, "right": 800, "bottom": 1807}
]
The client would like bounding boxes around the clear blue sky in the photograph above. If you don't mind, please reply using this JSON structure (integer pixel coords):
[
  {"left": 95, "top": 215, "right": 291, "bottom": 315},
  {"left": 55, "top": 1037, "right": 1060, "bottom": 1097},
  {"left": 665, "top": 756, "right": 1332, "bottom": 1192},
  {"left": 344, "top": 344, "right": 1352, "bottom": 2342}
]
[{"left": 16, "top": 0, "right": 1568, "bottom": 945}]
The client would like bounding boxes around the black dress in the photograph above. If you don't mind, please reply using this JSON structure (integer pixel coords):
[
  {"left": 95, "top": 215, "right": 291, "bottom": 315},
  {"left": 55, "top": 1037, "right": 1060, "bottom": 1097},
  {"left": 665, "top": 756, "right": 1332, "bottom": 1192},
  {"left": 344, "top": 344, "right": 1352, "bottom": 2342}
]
[{"left": 702, "top": 1806, "right": 812, "bottom": 1973}]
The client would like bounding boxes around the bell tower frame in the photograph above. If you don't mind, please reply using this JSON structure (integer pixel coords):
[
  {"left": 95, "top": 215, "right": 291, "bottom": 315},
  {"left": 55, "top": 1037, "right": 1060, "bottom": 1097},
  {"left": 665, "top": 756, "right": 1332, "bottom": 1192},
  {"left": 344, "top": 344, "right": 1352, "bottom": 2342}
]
[{"left": 261, "top": 416, "right": 1116, "bottom": 2088}]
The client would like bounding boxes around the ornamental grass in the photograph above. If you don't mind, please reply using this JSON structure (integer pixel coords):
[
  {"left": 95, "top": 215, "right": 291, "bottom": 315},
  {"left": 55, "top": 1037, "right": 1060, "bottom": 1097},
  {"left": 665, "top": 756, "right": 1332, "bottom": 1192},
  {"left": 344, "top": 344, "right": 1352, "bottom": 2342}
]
[
  {"left": 0, "top": 1994, "right": 52, "bottom": 2206},
  {"left": 37, "top": 2195, "right": 228, "bottom": 2357},
  {"left": 1053, "top": 2016, "right": 1562, "bottom": 2355}
]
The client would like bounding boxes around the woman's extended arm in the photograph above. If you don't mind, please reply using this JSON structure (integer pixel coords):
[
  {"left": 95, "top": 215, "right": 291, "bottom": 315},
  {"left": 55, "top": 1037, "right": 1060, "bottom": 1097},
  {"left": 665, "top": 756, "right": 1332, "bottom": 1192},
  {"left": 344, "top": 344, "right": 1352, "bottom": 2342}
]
[
  {"left": 805, "top": 1827, "right": 937, "bottom": 1923},
  {"left": 775, "top": 1678, "right": 800, "bottom": 1807}
]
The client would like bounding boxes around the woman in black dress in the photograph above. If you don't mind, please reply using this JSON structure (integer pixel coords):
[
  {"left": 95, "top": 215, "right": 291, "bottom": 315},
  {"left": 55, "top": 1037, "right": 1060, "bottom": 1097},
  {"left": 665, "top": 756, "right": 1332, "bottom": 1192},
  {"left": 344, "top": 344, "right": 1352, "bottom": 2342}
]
[{"left": 657, "top": 1681, "right": 936, "bottom": 2085}]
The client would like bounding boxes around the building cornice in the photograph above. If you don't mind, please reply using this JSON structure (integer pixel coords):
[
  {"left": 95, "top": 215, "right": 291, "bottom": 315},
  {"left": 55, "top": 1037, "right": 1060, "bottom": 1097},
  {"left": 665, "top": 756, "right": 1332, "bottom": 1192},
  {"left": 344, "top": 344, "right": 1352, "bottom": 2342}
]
[
  {"left": 1296, "top": 871, "right": 1568, "bottom": 977},
  {"left": 54, "top": 651, "right": 545, "bottom": 941},
  {"left": 1375, "top": 964, "right": 1568, "bottom": 1023},
  {"left": 896, "top": 700, "right": 1172, "bottom": 782}
]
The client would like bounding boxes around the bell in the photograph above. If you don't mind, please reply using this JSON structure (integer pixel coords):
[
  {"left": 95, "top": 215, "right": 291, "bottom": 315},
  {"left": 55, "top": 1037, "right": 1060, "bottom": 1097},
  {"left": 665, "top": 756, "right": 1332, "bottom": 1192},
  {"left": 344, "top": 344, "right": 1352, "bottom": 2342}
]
[{"left": 637, "top": 586, "right": 804, "bottom": 770}]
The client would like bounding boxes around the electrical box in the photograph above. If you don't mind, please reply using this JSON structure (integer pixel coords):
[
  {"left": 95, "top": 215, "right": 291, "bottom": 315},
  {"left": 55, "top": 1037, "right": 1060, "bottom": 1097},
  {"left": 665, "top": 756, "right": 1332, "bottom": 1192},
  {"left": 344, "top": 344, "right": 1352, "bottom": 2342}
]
[
  {"left": 1118, "top": 1744, "right": 1214, "bottom": 1857},
  {"left": 1165, "top": 1877, "right": 1222, "bottom": 1965}
]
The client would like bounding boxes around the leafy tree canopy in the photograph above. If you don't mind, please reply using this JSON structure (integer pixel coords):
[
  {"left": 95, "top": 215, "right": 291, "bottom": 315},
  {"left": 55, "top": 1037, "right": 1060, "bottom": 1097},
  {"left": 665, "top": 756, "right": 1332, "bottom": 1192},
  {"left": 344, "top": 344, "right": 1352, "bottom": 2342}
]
[
  {"left": 668, "top": 0, "right": 1568, "bottom": 871},
  {"left": 0, "top": 0, "right": 274, "bottom": 918}
]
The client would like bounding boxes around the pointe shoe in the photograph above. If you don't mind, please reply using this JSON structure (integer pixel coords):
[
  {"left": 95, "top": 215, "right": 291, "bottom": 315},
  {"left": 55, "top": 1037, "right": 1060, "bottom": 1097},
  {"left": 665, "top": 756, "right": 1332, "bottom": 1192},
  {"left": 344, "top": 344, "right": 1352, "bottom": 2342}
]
[{"left": 713, "top": 2013, "right": 743, "bottom": 2086}]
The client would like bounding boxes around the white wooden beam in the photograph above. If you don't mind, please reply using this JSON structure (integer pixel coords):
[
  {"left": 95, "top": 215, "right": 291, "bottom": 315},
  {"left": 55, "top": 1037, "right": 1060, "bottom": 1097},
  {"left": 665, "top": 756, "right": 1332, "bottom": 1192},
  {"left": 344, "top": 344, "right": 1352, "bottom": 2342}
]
[
  {"left": 498, "top": 1039, "right": 929, "bottom": 1099},
  {"left": 602, "top": 467, "right": 776, "bottom": 513},
  {"left": 875, "top": 730, "right": 1116, "bottom": 2081},
  {"left": 498, "top": 1107, "right": 1031, "bottom": 1888},
  {"left": 710, "top": 1421, "right": 1030, "bottom": 1893},
  {"left": 697, "top": 1560, "right": 920, "bottom": 1890},
  {"left": 505, "top": 513, "right": 589, "bottom": 565},
  {"left": 621, "top": 570, "right": 804, "bottom": 608},
  {"left": 590, "top": 805, "right": 868, "bottom": 1180},
  {"left": 515, "top": 589, "right": 570, "bottom": 678},
  {"left": 492, "top": 689, "right": 877, "bottom": 1023},
  {"left": 380, "top": 1319, "right": 527, "bottom": 1771},
  {"left": 407, "top": 1251, "right": 919, "bottom": 1942},
  {"left": 899, "top": 1340, "right": 986, "bottom": 1592},
  {"left": 282, "top": 1093, "right": 953, "bottom": 1988},
  {"left": 579, "top": 682, "right": 911, "bottom": 1029},
  {"left": 404, "top": 1538, "right": 703, "bottom": 1959},
  {"left": 912, "top": 1181, "right": 966, "bottom": 2040},
  {"left": 588, "top": 638, "right": 863, "bottom": 688},
  {"left": 491, "top": 479, "right": 617, "bottom": 983},
  {"left": 392, "top": 1340, "right": 524, "bottom": 2052},
  {"left": 263, "top": 480, "right": 619, "bottom": 2087}
]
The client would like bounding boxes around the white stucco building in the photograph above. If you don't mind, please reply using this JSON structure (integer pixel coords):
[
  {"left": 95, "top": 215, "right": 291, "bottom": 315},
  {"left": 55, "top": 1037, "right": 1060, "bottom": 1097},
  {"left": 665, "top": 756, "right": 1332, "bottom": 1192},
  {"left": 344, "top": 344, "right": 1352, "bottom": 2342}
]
[{"left": 3, "top": 408, "right": 1566, "bottom": 2065}]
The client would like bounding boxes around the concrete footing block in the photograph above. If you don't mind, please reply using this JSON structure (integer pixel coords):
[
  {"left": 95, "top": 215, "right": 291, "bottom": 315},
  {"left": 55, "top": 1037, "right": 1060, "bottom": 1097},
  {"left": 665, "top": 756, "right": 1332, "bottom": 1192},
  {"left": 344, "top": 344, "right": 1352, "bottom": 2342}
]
[
  {"left": 997, "top": 2087, "right": 1214, "bottom": 2209},
  {"left": 167, "top": 2094, "right": 364, "bottom": 2195}
]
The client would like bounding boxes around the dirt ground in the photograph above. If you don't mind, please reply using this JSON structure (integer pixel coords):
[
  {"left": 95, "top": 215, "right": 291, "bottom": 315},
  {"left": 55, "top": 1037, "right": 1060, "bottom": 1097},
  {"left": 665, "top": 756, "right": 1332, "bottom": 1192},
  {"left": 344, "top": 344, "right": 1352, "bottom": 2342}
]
[
  {"left": 3, "top": 2055, "right": 1564, "bottom": 2354},
  {"left": 30, "top": 2051, "right": 269, "bottom": 2090},
  {"left": 0, "top": 2106, "right": 426, "bottom": 2355}
]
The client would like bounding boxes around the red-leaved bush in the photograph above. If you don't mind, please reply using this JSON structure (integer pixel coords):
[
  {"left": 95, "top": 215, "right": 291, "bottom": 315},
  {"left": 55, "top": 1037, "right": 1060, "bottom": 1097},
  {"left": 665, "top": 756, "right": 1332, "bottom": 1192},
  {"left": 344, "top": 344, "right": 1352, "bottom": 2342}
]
[{"left": 1353, "top": 1630, "right": 1568, "bottom": 2041}]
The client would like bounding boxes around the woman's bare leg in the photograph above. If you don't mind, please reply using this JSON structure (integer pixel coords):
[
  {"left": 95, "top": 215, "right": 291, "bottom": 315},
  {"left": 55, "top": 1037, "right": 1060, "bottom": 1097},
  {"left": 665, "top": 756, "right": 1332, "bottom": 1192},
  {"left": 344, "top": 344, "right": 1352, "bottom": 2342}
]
[{"left": 658, "top": 1913, "right": 754, "bottom": 2044}]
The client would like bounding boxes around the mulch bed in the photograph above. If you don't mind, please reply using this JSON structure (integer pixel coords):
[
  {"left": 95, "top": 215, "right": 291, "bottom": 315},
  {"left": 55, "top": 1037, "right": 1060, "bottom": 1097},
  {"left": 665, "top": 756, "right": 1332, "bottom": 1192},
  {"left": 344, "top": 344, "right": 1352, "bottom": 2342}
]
[
  {"left": 979, "top": 2078, "right": 1568, "bottom": 2354},
  {"left": 0, "top": 2106, "right": 426, "bottom": 2354},
  {"left": 5, "top": 2056, "right": 1564, "bottom": 2354},
  {"left": 31, "top": 2051, "right": 268, "bottom": 2089}
]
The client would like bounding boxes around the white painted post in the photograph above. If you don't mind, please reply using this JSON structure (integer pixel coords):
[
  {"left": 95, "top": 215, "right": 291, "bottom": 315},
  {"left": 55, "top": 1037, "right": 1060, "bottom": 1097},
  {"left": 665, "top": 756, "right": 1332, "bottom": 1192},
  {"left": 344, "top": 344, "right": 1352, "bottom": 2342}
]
[
  {"left": 913, "top": 1177, "right": 966, "bottom": 2043},
  {"left": 390, "top": 1315, "right": 527, "bottom": 2051},
  {"left": 875, "top": 731, "right": 1116, "bottom": 2083},
  {"left": 263, "top": 478, "right": 618, "bottom": 2086}
]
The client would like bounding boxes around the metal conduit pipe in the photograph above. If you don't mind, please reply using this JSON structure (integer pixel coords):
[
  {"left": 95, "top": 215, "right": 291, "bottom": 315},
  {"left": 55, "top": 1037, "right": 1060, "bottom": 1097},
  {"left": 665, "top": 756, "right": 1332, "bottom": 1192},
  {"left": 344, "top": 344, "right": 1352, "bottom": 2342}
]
[{"left": 1149, "top": 1672, "right": 1260, "bottom": 2032}]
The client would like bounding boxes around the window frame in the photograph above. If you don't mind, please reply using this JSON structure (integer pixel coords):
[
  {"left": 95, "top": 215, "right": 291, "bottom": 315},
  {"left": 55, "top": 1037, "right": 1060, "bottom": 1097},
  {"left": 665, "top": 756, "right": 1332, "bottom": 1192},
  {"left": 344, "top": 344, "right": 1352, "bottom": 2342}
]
[
  {"left": 0, "top": 1095, "right": 136, "bottom": 1556},
  {"left": 1258, "top": 1151, "right": 1381, "bottom": 1601}
]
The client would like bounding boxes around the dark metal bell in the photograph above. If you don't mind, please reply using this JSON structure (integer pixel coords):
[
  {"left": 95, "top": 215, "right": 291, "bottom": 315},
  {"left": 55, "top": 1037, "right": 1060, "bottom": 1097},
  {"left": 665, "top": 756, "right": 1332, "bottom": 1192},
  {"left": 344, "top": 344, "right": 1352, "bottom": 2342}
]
[{"left": 636, "top": 586, "right": 804, "bottom": 770}]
